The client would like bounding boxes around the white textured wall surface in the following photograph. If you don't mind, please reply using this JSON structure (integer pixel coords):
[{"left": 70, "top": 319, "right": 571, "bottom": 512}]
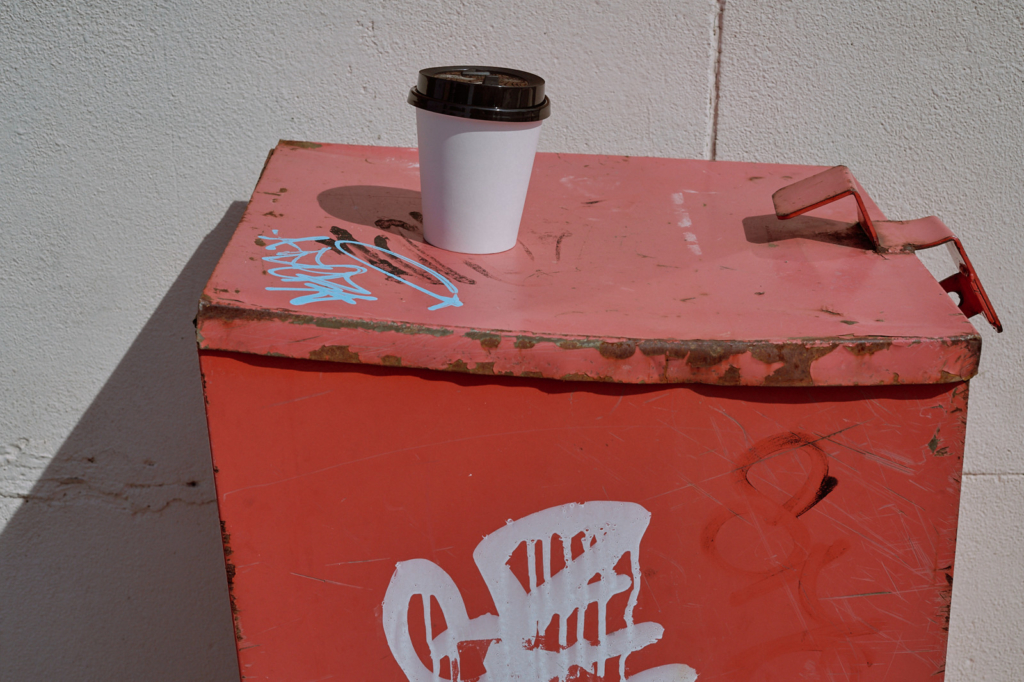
[{"left": 0, "top": 1, "right": 1019, "bottom": 679}]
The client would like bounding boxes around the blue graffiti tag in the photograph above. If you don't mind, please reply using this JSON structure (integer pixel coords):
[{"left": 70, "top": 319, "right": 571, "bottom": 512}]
[{"left": 259, "top": 235, "right": 462, "bottom": 310}]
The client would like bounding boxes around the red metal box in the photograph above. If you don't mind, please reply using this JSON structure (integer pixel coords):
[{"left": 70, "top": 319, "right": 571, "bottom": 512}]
[{"left": 198, "top": 142, "right": 986, "bottom": 681}]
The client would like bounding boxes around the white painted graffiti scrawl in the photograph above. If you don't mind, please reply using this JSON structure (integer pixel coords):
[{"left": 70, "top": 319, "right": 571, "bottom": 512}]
[{"left": 382, "top": 502, "right": 698, "bottom": 682}]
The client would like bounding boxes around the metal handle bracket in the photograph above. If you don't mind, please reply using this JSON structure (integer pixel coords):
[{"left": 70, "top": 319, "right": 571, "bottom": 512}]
[{"left": 772, "top": 166, "right": 1002, "bottom": 332}]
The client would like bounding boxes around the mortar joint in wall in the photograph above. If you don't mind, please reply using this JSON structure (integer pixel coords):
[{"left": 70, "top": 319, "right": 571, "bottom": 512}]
[{"left": 706, "top": 0, "right": 726, "bottom": 161}]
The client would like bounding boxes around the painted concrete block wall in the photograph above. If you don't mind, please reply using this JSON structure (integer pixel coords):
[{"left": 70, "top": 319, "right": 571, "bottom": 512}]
[{"left": 0, "top": 1, "right": 1019, "bottom": 679}]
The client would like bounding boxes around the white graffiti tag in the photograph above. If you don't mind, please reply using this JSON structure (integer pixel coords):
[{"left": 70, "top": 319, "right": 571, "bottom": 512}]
[{"left": 382, "top": 502, "right": 698, "bottom": 682}]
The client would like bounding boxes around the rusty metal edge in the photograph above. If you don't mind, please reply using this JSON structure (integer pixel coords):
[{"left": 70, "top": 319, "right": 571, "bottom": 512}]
[
  {"left": 196, "top": 302, "right": 981, "bottom": 387},
  {"left": 197, "top": 300, "right": 458, "bottom": 338}
]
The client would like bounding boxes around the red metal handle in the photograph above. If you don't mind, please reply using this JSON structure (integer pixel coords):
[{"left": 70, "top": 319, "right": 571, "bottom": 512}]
[{"left": 772, "top": 166, "right": 1002, "bottom": 332}]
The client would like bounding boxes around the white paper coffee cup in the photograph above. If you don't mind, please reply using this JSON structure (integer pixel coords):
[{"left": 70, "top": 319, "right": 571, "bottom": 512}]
[{"left": 408, "top": 66, "right": 551, "bottom": 254}]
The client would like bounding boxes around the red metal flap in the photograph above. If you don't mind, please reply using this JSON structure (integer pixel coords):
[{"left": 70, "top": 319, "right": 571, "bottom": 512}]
[
  {"left": 197, "top": 142, "right": 981, "bottom": 386},
  {"left": 773, "top": 166, "right": 1002, "bottom": 333},
  {"left": 772, "top": 165, "right": 881, "bottom": 245}
]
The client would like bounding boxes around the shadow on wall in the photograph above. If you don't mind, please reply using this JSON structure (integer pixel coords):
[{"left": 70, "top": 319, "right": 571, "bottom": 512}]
[{"left": 0, "top": 204, "right": 246, "bottom": 680}]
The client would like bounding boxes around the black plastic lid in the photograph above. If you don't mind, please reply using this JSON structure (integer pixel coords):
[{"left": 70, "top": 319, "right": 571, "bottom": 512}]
[{"left": 408, "top": 66, "right": 551, "bottom": 123}]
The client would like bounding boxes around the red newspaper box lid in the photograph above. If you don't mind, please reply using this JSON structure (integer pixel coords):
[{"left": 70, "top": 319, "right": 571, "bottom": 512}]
[{"left": 197, "top": 141, "right": 982, "bottom": 386}]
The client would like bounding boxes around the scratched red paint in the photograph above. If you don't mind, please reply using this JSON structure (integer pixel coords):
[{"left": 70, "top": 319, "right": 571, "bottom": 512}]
[
  {"left": 197, "top": 142, "right": 982, "bottom": 387},
  {"left": 201, "top": 354, "right": 966, "bottom": 681},
  {"left": 198, "top": 142, "right": 983, "bottom": 681}
]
